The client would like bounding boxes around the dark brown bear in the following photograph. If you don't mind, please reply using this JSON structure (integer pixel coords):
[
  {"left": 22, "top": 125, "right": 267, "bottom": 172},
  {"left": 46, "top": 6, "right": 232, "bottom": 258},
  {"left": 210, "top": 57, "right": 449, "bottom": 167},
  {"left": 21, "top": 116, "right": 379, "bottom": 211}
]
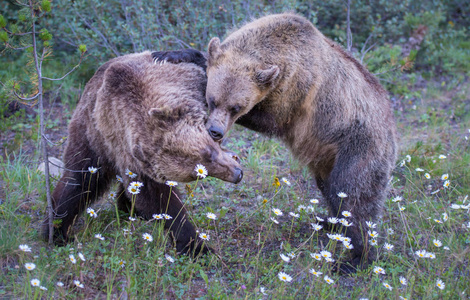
[
  {"left": 153, "top": 13, "right": 397, "bottom": 271},
  {"left": 43, "top": 51, "right": 243, "bottom": 255}
]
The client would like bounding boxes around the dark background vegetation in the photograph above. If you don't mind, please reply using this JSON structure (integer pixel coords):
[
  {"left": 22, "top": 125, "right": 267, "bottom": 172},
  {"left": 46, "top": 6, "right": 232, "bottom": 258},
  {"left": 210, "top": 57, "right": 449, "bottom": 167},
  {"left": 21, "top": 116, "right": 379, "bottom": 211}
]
[
  {"left": 2, "top": 0, "right": 466, "bottom": 151},
  {"left": 0, "top": 1, "right": 469, "bottom": 298},
  {"left": 1, "top": 0, "right": 469, "bottom": 109}
]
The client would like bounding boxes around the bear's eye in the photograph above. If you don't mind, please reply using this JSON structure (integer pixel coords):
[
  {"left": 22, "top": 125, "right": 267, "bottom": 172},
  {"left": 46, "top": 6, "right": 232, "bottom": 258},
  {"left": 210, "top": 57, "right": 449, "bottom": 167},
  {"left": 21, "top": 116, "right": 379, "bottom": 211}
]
[
  {"left": 230, "top": 105, "right": 241, "bottom": 115},
  {"left": 208, "top": 96, "right": 217, "bottom": 112}
]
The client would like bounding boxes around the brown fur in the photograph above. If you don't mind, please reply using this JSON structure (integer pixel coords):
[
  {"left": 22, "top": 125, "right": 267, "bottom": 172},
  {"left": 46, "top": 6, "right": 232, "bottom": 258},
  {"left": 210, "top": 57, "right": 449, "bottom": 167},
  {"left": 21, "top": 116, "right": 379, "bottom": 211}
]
[
  {"left": 43, "top": 51, "right": 243, "bottom": 254},
  {"left": 204, "top": 13, "right": 397, "bottom": 271}
]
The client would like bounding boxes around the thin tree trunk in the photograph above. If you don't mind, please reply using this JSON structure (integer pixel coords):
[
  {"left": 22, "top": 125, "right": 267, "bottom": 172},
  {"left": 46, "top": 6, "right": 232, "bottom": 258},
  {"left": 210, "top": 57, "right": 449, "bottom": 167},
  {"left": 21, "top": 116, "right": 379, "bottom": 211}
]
[
  {"left": 29, "top": 0, "right": 54, "bottom": 244},
  {"left": 346, "top": 0, "right": 352, "bottom": 52}
]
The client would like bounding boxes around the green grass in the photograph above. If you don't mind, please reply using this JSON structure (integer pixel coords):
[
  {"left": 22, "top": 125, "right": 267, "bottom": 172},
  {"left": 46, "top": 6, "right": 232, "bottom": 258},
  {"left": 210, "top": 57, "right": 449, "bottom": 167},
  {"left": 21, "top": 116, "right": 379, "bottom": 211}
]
[{"left": 1, "top": 80, "right": 469, "bottom": 299}]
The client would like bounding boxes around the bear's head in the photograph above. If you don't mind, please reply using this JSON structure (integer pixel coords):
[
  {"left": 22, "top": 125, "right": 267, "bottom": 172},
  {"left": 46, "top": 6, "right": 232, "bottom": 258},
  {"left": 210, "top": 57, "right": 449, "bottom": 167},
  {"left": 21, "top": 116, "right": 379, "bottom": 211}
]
[
  {"left": 204, "top": 37, "right": 280, "bottom": 141},
  {"left": 100, "top": 57, "right": 243, "bottom": 184}
]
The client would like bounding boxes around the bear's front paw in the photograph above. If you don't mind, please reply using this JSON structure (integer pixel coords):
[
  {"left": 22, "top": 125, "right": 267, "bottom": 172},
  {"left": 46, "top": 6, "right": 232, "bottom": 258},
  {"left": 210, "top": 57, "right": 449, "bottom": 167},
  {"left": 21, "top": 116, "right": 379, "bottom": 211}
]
[
  {"left": 177, "top": 238, "right": 213, "bottom": 258},
  {"left": 151, "top": 49, "right": 207, "bottom": 70}
]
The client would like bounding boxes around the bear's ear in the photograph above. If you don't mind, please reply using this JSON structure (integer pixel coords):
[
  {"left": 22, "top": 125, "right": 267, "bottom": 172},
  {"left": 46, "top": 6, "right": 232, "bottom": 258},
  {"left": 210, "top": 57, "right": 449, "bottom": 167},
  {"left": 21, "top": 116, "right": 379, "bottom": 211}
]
[
  {"left": 149, "top": 106, "right": 187, "bottom": 127},
  {"left": 149, "top": 106, "right": 174, "bottom": 126},
  {"left": 104, "top": 62, "right": 140, "bottom": 97},
  {"left": 255, "top": 65, "right": 280, "bottom": 88},
  {"left": 208, "top": 37, "right": 222, "bottom": 62}
]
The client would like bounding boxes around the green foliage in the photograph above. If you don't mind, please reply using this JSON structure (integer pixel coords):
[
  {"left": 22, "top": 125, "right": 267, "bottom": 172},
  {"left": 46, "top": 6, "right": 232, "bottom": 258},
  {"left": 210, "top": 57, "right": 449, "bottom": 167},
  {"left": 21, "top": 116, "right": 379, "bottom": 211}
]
[
  {"left": 0, "top": 31, "right": 7, "bottom": 43},
  {"left": 0, "top": 14, "right": 6, "bottom": 28},
  {"left": 38, "top": 28, "right": 52, "bottom": 41},
  {"left": 41, "top": 0, "right": 51, "bottom": 13},
  {"left": 78, "top": 44, "right": 86, "bottom": 53}
]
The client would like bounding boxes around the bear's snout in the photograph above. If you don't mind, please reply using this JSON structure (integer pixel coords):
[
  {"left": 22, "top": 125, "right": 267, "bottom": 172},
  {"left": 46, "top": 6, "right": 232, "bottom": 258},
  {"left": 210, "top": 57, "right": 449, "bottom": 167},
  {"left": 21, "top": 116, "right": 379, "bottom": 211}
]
[
  {"left": 208, "top": 125, "right": 224, "bottom": 141},
  {"left": 233, "top": 167, "right": 243, "bottom": 184}
]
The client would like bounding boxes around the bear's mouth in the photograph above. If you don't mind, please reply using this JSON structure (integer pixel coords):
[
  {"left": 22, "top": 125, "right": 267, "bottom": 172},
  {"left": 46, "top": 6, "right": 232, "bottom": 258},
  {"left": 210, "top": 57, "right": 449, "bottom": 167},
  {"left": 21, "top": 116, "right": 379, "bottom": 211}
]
[{"left": 231, "top": 154, "right": 240, "bottom": 163}]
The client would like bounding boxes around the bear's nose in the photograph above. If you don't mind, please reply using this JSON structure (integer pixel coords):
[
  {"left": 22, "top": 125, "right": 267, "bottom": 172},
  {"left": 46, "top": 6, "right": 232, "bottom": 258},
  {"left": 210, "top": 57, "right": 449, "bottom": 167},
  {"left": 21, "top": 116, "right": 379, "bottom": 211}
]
[
  {"left": 234, "top": 168, "right": 243, "bottom": 184},
  {"left": 208, "top": 126, "right": 224, "bottom": 141}
]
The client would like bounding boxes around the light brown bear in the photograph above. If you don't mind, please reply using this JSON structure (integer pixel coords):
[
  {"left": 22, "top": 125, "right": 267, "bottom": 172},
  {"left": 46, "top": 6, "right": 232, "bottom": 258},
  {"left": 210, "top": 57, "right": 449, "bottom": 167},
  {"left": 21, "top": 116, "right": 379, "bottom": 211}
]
[
  {"left": 43, "top": 51, "right": 243, "bottom": 255},
  {"left": 153, "top": 13, "right": 397, "bottom": 271}
]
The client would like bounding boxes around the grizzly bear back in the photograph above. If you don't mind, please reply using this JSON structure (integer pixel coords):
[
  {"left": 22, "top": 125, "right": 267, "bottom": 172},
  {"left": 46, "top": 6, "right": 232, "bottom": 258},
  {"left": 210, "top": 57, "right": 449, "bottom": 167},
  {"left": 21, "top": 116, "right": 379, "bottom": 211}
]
[{"left": 67, "top": 52, "right": 208, "bottom": 180}]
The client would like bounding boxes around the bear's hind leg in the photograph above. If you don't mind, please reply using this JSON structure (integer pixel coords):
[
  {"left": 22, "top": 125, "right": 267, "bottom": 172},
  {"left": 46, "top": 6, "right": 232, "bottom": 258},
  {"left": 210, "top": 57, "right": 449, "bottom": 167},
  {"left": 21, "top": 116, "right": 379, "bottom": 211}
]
[
  {"left": 322, "top": 150, "right": 390, "bottom": 273},
  {"left": 43, "top": 144, "right": 112, "bottom": 245}
]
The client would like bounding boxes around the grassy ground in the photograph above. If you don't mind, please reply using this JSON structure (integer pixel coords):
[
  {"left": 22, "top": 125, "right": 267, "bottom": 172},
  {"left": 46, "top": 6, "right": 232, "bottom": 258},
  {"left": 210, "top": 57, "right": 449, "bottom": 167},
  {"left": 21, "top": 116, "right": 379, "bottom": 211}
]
[{"left": 0, "top": 77, "right": 469, "bottom": 299}]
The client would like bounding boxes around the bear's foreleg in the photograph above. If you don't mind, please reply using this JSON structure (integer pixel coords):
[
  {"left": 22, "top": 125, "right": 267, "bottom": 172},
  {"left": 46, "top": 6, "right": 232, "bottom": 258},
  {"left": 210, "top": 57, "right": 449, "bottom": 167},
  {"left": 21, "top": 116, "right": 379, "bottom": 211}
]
[
  {"left": 43, "top": 136, "right": 112, "bottom": 244},
  {"left": 131, "top": 177, "right": 210, "bottom": 256}
]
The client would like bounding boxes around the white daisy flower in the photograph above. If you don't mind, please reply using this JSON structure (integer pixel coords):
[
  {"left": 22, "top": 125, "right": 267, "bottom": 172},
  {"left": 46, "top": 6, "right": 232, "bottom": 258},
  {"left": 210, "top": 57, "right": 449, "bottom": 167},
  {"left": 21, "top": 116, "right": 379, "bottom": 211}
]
[
  {"left": 142, "top": 233, "right": 153, "bottom": 242},
  {"left": 399, "top": 276, "right": 407, "bottom": 286},
  {"left": 280, "top": 253, "right": 290, "bottom": 263},
  {"left": 95, "top": 233, "right": 105, "bottom": 240},
  {"left": 30, "top": 279, "right": 40, "bottom": 287},
  {"left": 436, "top": 279, "right": 445, "bottom": 290},
  {"left": 310, "top": 198, "right": 319, "bottom": 204},
  {"left": 24, "top": 263, "right": 36, "bottom": 271},
  {"left": 278, "top": 272, "right": 292, "bottom": 282},
  {"left": 130, "top": 181, "right": 144, "bottom": 188},
  {"left": 73, "top": 280, "right": 84, "bottom": 288},
  {"left": 272, "top": 208, "right": 283, "bottom": 216},
  {"left": 206, "top": 212, "right": 217, "bottom": 220},
  {"left": 366, "top": 221, "right": 377, "bottom": 228},
  {"left": 19, "top": 244, "right": 32, "bottom": 252},
  {"left": 78, "top": 252, "right": 85, "bottom": 261},
  {"left": 125, "top": 168, "right": 138, "bottom": 178},
  {"left": 199, "top": 232, "right": 210, "bottom": 240},
  {"left": 320, "top": 250, "right": 332, "bottom": 259},
  {"left": 311, "top": 223, "right": 323, "bottom": 231},
  {"left": 88, "top": 166, "right": 98, "bottom": 174},
  {"left": 324, "top": 275, "right": 334, "bottom": 285},
  {"left": 86, "top": 207, "right": 97, "bottom": 218},
  {"left": 165, "top": 254, "right": 175, "bottom": 263},
  {"left": 270, "top": 217, "right": 279, "bottom": 224},
  {"left": 289, "top": 212, "right": 300, "bottom": 218},
  {"left": 415, "top": 250, "right": 427, "bottom": 258},
  {"left": 327, "top": 217, "right": 339, "bottom": 224},
  {"left": 337, "top": 192, "right": 348, "bottom": 198},
  {"left": 194, "top": 164, "right": 208, "bottom": 178},
  {"left": 373, "top": 266, "right": 385, "bottom": 275},
  {"left": 309, "top": 268, "right": 323, "bottom": 277},
  {"left": 281, "top": 177, "right": 291, "bottom": 186},
  {"left": 127, "top": 185, "right": 140, "bottom": 195},
  {"left": 442, "top": 212, "right": 448, "bottom": 222}
]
